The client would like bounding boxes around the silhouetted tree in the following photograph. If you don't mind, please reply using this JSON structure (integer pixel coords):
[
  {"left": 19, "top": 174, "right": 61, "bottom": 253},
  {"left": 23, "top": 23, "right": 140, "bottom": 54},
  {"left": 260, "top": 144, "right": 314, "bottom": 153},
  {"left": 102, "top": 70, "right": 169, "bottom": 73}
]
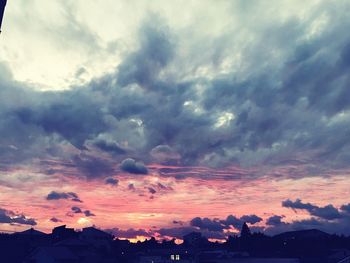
[
  {"left": 225, "top": 235, "right": 239, "bottom": 251},
  {"left": 239, "top": 222, "right": 252, "bottom": 251},
  {"left": 240, "top": 222, "right": 251, "bottom": 239}
]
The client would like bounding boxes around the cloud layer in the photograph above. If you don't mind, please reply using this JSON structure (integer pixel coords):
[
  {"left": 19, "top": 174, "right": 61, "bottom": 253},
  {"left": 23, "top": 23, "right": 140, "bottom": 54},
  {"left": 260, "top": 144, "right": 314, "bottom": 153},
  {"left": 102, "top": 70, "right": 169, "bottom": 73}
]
[
  {"left": 1, "top": 1, "right": 350, "bottom": 178},
  {"left": 0, "top": 208, "right": 36, "bottom": 226}
]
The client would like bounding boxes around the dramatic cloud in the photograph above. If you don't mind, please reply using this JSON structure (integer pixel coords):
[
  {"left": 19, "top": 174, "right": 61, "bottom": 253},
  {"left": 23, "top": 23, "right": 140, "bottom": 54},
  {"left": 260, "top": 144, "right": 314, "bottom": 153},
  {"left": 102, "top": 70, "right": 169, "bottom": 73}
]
[
  {"left": 50, "top": 217, "right": 62, "bottom": 223},
  {"left": 150, "top": 145, "right": 180, "bottom": 163},
  {"left": 92, "top": 139, "right": 127, "bottom": 155},
  {"left": 156, "top": 226, "right": 197, "bottom": 239},
  {"left": 190, "top": 217, "right": 225, "bottom": 232},
  {"left": 46, "top": 191, "right": 82, "bottom": 203},
  {"left": 68, "top": 206, "right": 96, "bottom": 217},
  {"left": 72, "top": 154, "right": 114, "bottom": 178},
  {"left": 156, "top": 182, "right": 173, "bottom": 192},
  {"left": 83, "top": 210, "right": 95, "bottom": 217},
  {"left": 220, "top": 215, "right": 262, "bottom": 229},
  {"left": 71, "top": 206, "right": 82, "bottom": 214},
  {"left": 189, "top": 214, "right": 262, "bottom": 235},
  {"left": 116, "top": 19, "right": 174, "bottom": 88},
  {"left": 0, "top": 208, "right": 37, "bottom": 226},
  {"left": 120, "top": 158, "right": 148, "bottom": 175},
  {"left": 108, "top": 213, "right": 263, "bottom": 241},
  {"left": 147, "top": 187, "right": 156, "bottom": 194},
  {"left": 282, "top": 199, "right": 315, "bottom": 211},
  {"left": 282, "top": 199, "right": 342, "bottom": 220},
  {"left": 265, "top": 199, "right": 350, "bottom": 235},
  {"left": 1, "top": 2, "right": 350, "bottom": 177},
  {"left": 240, "top": 215, "right": 263, "bottom": 225},
  {"left": 266, "top": 215, "right": 286, "bottom": 226},
  {"left": 105, "top": 177, "right": 119, "bottom": 186},
  {"left": 106, "top": 228, "right": 152, "bottom": 239},
  {"left": 70, "top": 207, "right": 95, "bottom": 217},
  {"left": 157, "top": 226, "right": 226, "bottom": 240},
  {"left": 341, "top": 204, "right": 350, "bottom": 213},
  {"left": 172, "top": 220, "right": 184, "bottom": 225}
]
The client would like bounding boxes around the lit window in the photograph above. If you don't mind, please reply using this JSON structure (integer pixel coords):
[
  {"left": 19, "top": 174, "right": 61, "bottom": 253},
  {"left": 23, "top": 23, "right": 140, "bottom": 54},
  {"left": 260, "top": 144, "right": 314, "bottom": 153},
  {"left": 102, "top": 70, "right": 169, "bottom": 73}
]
[
  {"left": 171, "top": 255, "right": 175, "bottom": 260},
  {"left": 176, "top": 255, "right": 180, "bottom": 260}
]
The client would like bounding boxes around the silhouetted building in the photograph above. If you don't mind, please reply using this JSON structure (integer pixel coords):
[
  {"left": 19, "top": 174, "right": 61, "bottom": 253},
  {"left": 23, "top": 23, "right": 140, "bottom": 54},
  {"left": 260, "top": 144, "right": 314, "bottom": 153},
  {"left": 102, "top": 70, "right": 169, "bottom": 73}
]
[
  {"left": 224, "top": 259, "right": 299, "bottom": 263},
  {"left": 52, "top": 225, "right": 78, "bottom": 241},
  {"left": 2, "top": 226, "right": 350, "bottom": 263},
  {"left": 196, "top": 250, "right": 249, "bottom": 263},
  {"left": 25, "top": 246, "right": 79, "bottom": 263},
  {"left": 53, "top": 238, "right": 103, "bottom": 263},
  {"left": 137, "top": 248, "right": 194, "bottom": 263},
  {"left": 183, "top": 232, "right": 208, "bottom": 248},
  {"left": 79, "top": 226, "right": 113, "bottom": 252},
  {"left": 328, "top": 249, "right": 350, "bottom": 263},
  {"left": 196, "top": 250, "right": 299, "bottom": 263},
  {"left": 13, "top": 228, "right": 49, "bottom": 248}
]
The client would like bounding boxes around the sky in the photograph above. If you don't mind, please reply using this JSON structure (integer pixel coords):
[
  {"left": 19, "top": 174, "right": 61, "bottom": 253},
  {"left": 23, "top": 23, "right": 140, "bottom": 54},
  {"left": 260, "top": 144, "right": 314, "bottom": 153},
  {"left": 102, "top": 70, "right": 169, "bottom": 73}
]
[{"left": 1, "top": 0, "right": 350, "bottom": 241}]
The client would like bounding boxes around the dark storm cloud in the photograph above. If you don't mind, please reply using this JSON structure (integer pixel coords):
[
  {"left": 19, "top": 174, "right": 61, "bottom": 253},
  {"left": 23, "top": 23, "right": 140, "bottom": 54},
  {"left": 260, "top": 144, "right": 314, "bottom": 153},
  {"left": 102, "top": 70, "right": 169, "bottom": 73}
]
[
  {"left": 156, "top": 226, "right": 199, "bottom": 239},
  {"left": 265, "top": 216, "right": 350, "bottom": 236},
  {"left": 190, "top": 214, "right": 262, "bottom": 233},
  {"left": 340, "top": 204, "right": 350, "bottom": 213},
  {"left": 282, "top": 199, "right": 342, "bottom": 220},
  {"left": 117, "top": 19, "right": 174, "bottom": 88},
  {"left": 172, "top": 220, "right": 184, "bottom": 225},
  {"left": 158, "top": 226, "right": 227, "bottom": 240},
  {"left": 0, "top": 208, "right": 37, "bottom": 225},
  {"left": 220, "top": 215, "right": 242, "bottom": 229},
  {"left": 105, "top": 177, "right": 119, "bottom": 186},
  {"left": 220, "top": 214, "right": 262, "bottom": 229},
  {"left": 71, "top": 207, "right": 95, "bottom": 217},
  {"left": 72, "top": 154, "right": 115, "bottom": 178},
  {"left": 105, "top": 228, "right": 152, "bottom": 239},
  {"left": 50, "top": 217, "right": 62, "bottom": 223},
  {"left": 1, "top": 2, "right": 350, "bottom": 182},
  {"left": 103, "top": 200, "right": 350, "bottom": 239},
  {"left": 266, "top": 215, "right": 285, "bottom": 226},
  {"left": 282, "top": 199, "right": 315, "bottom": 211},
  {"left": 105, "top": 214, "right": 262, "bottom": 241},
  {"left": 71, "top": 206, "right": 82, "bottom": 213},
  {"left": 46, "top": 191, "right": 82, "bottom": 202},
  {"left": 240, "top": 215, "right": 263, "bottom": 224},
  {"left": 92, "top": 139, "right": 126, "bottom": 155},
  {"left": 147, "top": 187, "right": 156, "bottom": 194},
  {"left": 309, "top": 205, "right": 342, "bottom": 220},
  {"left": 190, "top": 217, "right": 225, "bottom": 232},
  {"left": 83, "top": 210, "right": 95, "bottom": 217},
  {"left": 156, "top": 182, "right": 173, "bottom": 192},
  {"left": 15, "top": 90, "right": 107, "bottom": 150},
  {"left": 150, "top": 145, "right": 180, "bottom": 163},
  {"left": 265, "top": 199, "right": 350, "bottom": 235},
  {"left": 120, "top": 158, "right": 148, "bottom": 175}
]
